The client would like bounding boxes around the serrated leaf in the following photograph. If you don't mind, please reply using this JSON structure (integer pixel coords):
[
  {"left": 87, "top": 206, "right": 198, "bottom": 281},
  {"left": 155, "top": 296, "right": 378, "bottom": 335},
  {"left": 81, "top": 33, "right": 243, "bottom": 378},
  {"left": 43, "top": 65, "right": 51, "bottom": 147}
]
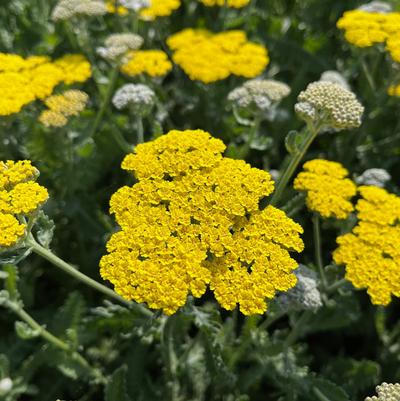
[
  {"left": 15, "top": 321, "right": 41, "bottom": 340},
  {"left": 35, "top": 211, "right": 55, "bottom": 249},
  {"left": 105, "top": 365, "right": 132, "bottom": 401}
]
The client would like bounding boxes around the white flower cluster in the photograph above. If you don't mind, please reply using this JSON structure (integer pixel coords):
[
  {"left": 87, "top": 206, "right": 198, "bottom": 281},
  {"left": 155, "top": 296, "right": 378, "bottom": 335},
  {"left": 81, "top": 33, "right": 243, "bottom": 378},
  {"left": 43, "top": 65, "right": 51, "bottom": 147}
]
[
  {"left": 120, "top": 0, "right": 150, "bottom": 11},
  {"left": 356, "top": 168, "right": 391, "bottom": 188},
  {"left": 0, "top": 378, "right": 12, "bottom": 395},
  {"left": 320, "top": 70, "right": 350, "bottom": 90},
  {"left": 228, "top": 79, "right": 290, "bottom": 112},
  {"left": 51, "top": 0, "right": 107, "bottom": 21},
  {"left": 365, "top": 383, "right": 400, "bottom": 401},
  {"left": 276, "top": 265, "right": 322, "bottom": 312},
  {"left": 112, "top": 84, "right": 156, "bottom": 115},
  {"left": 295, "top": 81, "right": 364, "bottom": 130},
  {"left": 97, "top": 33, "right": 144, "bottom": 61},
  {"left": 358, "top": 1, "right": 392, "bottom": 13}
]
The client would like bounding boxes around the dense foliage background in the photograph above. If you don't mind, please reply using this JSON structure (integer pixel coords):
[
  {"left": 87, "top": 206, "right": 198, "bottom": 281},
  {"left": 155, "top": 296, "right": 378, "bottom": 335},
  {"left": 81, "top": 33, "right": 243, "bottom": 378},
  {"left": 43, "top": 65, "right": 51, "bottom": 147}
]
[{"left": 0, "top": 1, "right": 400, "bottom": 400}]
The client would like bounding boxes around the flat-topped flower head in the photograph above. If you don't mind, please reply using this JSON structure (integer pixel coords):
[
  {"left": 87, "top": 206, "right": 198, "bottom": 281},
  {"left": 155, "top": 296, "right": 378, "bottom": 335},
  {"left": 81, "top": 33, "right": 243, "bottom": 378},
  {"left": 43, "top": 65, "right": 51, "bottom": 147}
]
[
  {"left": 199, "top": 0, "right": 250, "bottom": 8},
  {"left": 51, "top": 0, "right": 107, "bottom": 21},
  {"left": 0, "top": 160, "right": 48, "bottom": 249},
  {"left": 121, "top": 50, "right": 172, "bottom": 78},
  {"left": 112, "top": 84, "right": 156, "bottom": 116},
  {"left": 356, "top": 168, "right": 391, "bottom": 188},
  {"left": 334, "top": 186, "right": 400, "bottom": 306},
  {"left": 228, "top": 79, "right": 290, "bottom": 112},
  {"left": 294, "top": 159, "right": 357, "bottom": 219},
  {"left": 97, "top": 33, "right": 144, "bottom": 61},
  {"left": 100, "top": 129, "right": 304, "bottom": 315},
  {"left": 365, "top": 383, "right": 400, "bottom": 401},
  {"left": 295, "top": 81, "right": 364, "bottom": 130},
  {"left": 277, "top": 265, "right": 322, "bottom": 312},
  {"left": 140, "top": 0, "right": 181, "bottom": 20},
  {"left": 167, "top": 29, "right": 269, "bottom": 83}
]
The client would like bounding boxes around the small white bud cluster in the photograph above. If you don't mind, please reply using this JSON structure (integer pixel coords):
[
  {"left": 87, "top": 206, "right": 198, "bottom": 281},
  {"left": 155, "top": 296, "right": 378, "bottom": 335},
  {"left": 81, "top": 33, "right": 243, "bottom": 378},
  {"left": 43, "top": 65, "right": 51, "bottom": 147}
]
[
  {"left": 295, "top": 81, "right": 364, "bottom": 130},
  {"left": 0, "top": 378, "right": 13, "bottom": 394},
  {"left": 356, "top": 168, "right": 391, "bottom": 188},
  {"left": 97, "top": 33, "right": 144, "bottom": 61},
  {"left": 320, "top": 70, "right": 350, "bottom": 90},
  {"left": 112, "top": 84, "right": 156, "bottom": 116},
  {"left": 120, "top": 0, "right": 150, "bottom": 11},
  {"left": 358, "top": 1, "right": 392, "bottom": 13},
  {"left": 51, "top": 0, "right": 107, "bottom": 21},
  {"left": 228, "top": 79, "right": 290, "bottom": 112},
  {"left": 277, "top": 265, "right": 322, "bottom": 312},
  {"left": 365, "top": 383, "right": 400, "bottom": 401}
]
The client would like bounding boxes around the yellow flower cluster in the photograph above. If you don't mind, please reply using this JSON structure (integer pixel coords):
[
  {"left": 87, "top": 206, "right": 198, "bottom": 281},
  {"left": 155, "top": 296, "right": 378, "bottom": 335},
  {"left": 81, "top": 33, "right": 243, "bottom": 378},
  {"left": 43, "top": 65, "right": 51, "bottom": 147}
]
[
  {"left": 0, "top": 53, "right": 91, "bottom": 116},
  {"left": 106, "top": 1, "right": 129, "bottom": 15},
  {"left": 39, "top": 90, "right": 89, "bottom": 128},
  {"left": 337, "top": 9, "right": 400, "bottom": 62},
  {"left": 121, "top": 50, "right": 172, "bottom": 77},
  {"left": 100, "top": 129, "right": 303, "bottom": 315},
  {"left": 334, "top": 186, "right": 400, "bottom": 306},
  {"left": 140, "top": 0, "right": 181, "bottom": 20},
  {"left": 167, "top": 29, "right": 269, "bottom": 83},
  {"left": 0, "top": 161, "right": 48, "bottom": 248},
  {"left": 294, "top": 159, "right": 357, "bottom": 219},
  {"left": 387, "top": 84, "right": 400, "bottom": 97},
  {"left": 199, "top": 0, "right": 250, "bottom": 7}
]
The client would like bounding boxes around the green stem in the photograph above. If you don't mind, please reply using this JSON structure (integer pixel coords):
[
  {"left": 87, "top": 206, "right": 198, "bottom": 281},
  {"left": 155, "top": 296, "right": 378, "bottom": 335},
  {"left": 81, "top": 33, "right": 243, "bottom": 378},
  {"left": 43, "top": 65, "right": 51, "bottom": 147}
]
[
  {"left": 270, "top": 123, "right": 319, "bottom": 206},
  {"left": 241, "top": 115, "right": 262, "bottom": 159},
  {"left": 26, "top": 236, "right": 152, "bottom": 317},
  {"left": 284, "top": 311, "right": 312, "bottom": 348},
  {"left": 5, "top": 300, "right": 103, "bottom": 382},
  {"left": 313, "top": 387, "right": 331, "bottom": 401},
  {"left": 110, "top": 126, "right": 133, "bottom": 153},
  {"left": 312, "top": 214, "right": 327, "bottom": 289},
  {"left": 136, "top": 117, "right": 144, "bottom": 144},
  {"left": 89, "top": 64, "right": 120, "bottom": 138},
  {"left": 326, "top": 278, "right": 347, "bottom": 294},
  {"left": 163, "top": 317, "right": 180, "bottom": 401},
  {"left": 361, "top": 55, "right": 376, "bottom": 92}
]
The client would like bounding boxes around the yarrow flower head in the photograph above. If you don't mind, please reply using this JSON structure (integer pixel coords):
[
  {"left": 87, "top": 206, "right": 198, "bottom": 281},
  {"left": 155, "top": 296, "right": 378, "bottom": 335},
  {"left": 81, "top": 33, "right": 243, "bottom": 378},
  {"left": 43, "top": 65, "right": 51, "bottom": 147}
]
[
  {"left": 100, "top": 129, "right": 304, "bottom": 315},
  {"left": 334, "top": 186, "right": 400, "bottom": 306},
  {"left": 277, "top": 265, "right": 322, "bottom": 312},
  {"left": 121, "top": 50, "right": 172, "bottom": 78},
  {"left": 51, "top": 0, "right": 107, "bottom": 21},
  {"left": 228, "top": 79, "right": 290, "bottom": 112},
  {"left": 294, "top": 159, "right": 357, "bottom": 219},
  {"left": 0, "top": 161, "right": 48, "bottom": 249},
  {"left": 0, "top": 53, "right": 91, "bottom": 116},
  {"left": 39, "top": 90, "right": 89, "bottom": 127},
  {"left": 356, "top": 168, "right": 391, "bottom": 188},
  {"left": 365, "top": 382, "right": 400, "bottom": 401},
  {"left": 112, "top": 84, "right": 156, "bottom": 116},
  {"left": 140, "top": 0, "right": 181, "bottom": 20},
  {"left": 319, "top": 70, "right": 350, "bottom": 90},
  {"left": 97, "top": 33, "right": 144, "bottom": 61},
  {"left": 295, "top": 81, "right": 364, "bottom": 130},
  {"left": 199, "top": 0, "right": 250, "bottom": 8},
  {"left": 120, "top": 0, "right": 150, "bottom": 11},
  {"left": 167, "top": 29, "right": 269, "bottom": 83},
  {"left": 358, "top": 1, "right": 392, "bottom": 14}
]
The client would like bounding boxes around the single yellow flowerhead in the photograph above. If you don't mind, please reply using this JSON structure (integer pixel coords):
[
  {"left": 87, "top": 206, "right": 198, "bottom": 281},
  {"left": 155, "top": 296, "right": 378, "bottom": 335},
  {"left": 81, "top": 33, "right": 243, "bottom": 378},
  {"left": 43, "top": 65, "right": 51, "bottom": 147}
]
[
  {"left": 294, "top": 159, "right": 357, "bottom": 219},
  {"left": 140, "top": 0, "right": 181, "bottom": 20},
  {"left": 334, "top": 186, "right": 400, "bottom": 306},
  {"left": 121, "top": 50, "right": 172, "bottom": 78},
  {"left": 53, "top": 54, "right": 92, "bottom": 85},
  {"left": 100, "top": 129, "right": 303, "bottom": 315},
  {"left": 167, "top": 29, "right": 269, "bottom": 83},
  {"left": 199, "top": 0, "right": 250, "bottom": 8},
  {"left": 0, "top": 161, "right": 38, "bottom": 190}
]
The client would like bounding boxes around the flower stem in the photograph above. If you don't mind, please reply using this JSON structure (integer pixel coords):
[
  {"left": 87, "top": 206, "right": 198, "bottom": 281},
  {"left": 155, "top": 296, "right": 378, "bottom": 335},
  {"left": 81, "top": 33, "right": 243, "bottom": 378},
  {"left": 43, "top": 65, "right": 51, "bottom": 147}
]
[
  {"left": 89, "top": 64, "right": 120, "bottom": 139},
  {"left": 136, "top": 117, "right": 144, "bottom": 144},
  {"left": 270, "top": 124, "right": 319, "bottom": 206},
  {"left": 284, "top": 311, "right": 313, "bottom": 348},
  {"left": 312, "top": 214, "right": 327, "bottom": 289},
  {"left": 26, "top": 236, "right": 152, "bottom": 317},
  {"left": 5, "top": 300, "right": 104, "bottom": 382}
]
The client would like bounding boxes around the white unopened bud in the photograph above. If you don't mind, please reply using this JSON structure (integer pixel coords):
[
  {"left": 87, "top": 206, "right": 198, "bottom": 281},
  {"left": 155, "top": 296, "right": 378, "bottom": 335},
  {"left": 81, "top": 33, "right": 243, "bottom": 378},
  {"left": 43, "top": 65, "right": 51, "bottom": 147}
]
[
  {"left": 358, "top": 1, "right": 392, "bottom": 13},
  {"left": 97, "top": 33, "right": 143, "bottom": 61},
  {"left": 365, "top": 382, "right": 400, "bottom": 401},
  {"left": 120, "top": 0, "right": 150, "bottom": 11},
  {"left": 112, "top": 84, "right": 156, "bottom": 116},
  {"left": 320, "top": 70, "right": 350, "bottom": 90},
  {"left": 356, "top": 168, "right": 391, "bottom": 188}
]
